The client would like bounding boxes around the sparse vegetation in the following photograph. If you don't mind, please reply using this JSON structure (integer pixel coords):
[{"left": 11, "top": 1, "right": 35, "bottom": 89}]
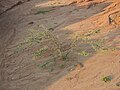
[{"left": 13, "top": 25, "right": 118, "bottom": 71}]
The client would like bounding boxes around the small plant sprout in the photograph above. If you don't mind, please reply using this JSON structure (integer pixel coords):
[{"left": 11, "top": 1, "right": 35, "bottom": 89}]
[
  {"left": 40, "top": 61, "right": 50, "bottom": 68},
  {"left": 102, "top": 76, "right": 112, "bottom": 83},
  {"left": 78, "top": 51, "right": 90, "bottom": 56},
  {"left": 66, "top": 77, "right": 73, "bottom": 80},
  {"left": 60, "top": 63, "right": 65, "bottom": 68}
]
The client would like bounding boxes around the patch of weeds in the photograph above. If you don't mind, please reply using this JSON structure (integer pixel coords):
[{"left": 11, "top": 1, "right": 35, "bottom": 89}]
[
  {"left": 28, "top": 30, "right": 46, "bottom": 43},
  {"left": 80, "top": 29, "right": 101, "bottom": 43},
  {"left": 102, "top": 46, "right": 118, "bottom": 51},
  {"left": 93, "top": 29, "right": 101, "bottom": 34},
  {"left": 109, "top": 47, "right": 119, "bottom": 51},
  {"left": 13, "top": 40, "right": 32, "bottom": 53},
  {"left": 39, "top": 58, "right": 56, "bottom": 69},
  {"left": 13, "top": 45, "right": 24, "bottom": 53},
  {"left": 45, "top": 32, "right": 68, "bottom": 61},
  {"left": 27, "top": 35, "right": 42, "bottom": 44},
  {"left": 101, "top": 46, "right": 119, "bottom": 54},
  {"left": 15, "top": 25, "right": 109, "bottom": 71},
  {"left": 60, "top": 63, "right": 65, "bottom": 68},
  {"left": 102, "top": 76, "right": 112, "bottom": 83},
  {"left": 40, "top": 61, "right": 50, "bottom": 68},
  {"left": 78, "top": 51, "right": 90, "bottom": 56},
  {"left": 84, "top": 29, "right": 101, "bottom": 37},
  {"left": 90, "top": 39, "right": 105, "bottom": 51},
  {"left": 33, "top": 46, "right": 48, "bottom": 57},
  {"left": 48, "top": 68, "right": 54, "bottom": 72},
  {"left": 40, "top": 25, "right": 79, "bottom": 61},
  {"left": 51, "top": 2, "right": 61, "bottom": 5},
  {"left": 34, "top": 9, "right": 54, "bottom": 15},
  {"left": 59, "top": 51, "right": 69, "bottom": 61},
  {"left": 66, "top": 77, "right": 73, "bottom": 80}
]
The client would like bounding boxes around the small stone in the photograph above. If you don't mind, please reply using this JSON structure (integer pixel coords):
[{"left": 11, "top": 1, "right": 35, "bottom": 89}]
[
  {"left": 116, "top": 82, "right": 120, "bottom": 87},
  {"left": 28, "top": 22, "right": 34, "bottom": 24}
]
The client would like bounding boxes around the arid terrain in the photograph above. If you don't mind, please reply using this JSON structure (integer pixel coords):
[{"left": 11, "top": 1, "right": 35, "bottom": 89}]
[{"left": 0, "top": 0, "right": 120, "bottom": 90}]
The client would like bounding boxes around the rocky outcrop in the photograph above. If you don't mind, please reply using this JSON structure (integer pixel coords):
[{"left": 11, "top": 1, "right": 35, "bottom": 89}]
[{"left": 0, "top": 0, "right": 30, "bottom": 14}]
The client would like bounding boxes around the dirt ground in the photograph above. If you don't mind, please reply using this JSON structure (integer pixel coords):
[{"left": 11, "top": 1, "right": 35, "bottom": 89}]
[{"left": 0, "top": 0, "right": 120, "bottom": 90}]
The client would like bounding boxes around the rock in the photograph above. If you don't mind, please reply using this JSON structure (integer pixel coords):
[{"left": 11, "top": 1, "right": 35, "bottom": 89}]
[
  {"left": 0, "top": 0, "right": 31, "bottom": 14},
  {"left": 108, "top": 11, "right": 120, "bottom": 25}
]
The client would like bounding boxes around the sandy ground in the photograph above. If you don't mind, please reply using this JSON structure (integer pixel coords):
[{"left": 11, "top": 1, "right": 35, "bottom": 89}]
[{"left": 0, "top": 0, "right": 120, "bottom": 90}]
